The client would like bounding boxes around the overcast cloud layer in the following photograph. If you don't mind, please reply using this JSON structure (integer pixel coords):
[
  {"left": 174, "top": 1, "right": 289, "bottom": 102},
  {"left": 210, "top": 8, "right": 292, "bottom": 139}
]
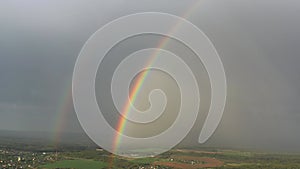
[{"left": 0, "top": 0, "right": 300, "bottom": 152}]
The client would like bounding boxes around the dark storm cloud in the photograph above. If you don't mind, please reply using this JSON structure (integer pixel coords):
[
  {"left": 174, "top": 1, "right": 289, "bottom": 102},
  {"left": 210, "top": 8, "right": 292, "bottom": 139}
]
[{"left": 0, "top": 0, "right": 300, "bottom": 152}]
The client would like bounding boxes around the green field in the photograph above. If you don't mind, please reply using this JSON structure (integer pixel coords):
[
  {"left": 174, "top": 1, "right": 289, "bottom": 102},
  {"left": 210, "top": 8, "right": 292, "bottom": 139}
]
[
  {"left": 40, "top": 159, "right": 107, "bottom": 169},
  {"left": 35, "top": 149, "right": 300, "bottom": 169}
]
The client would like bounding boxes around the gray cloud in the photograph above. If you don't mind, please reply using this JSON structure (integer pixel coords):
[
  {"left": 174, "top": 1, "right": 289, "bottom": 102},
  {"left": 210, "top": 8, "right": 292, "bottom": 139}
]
[{"left": 0, "top": 0, "right": 300, "bottom": 152}]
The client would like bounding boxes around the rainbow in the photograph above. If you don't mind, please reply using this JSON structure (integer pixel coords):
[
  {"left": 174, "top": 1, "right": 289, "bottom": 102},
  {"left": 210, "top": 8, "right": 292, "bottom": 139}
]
[
  {"left": 53, "top": 1, "right": 203, "bottom": 167},
  {"left": 53, "top": 84, "right": 73, "bottom": 149},
  {"left": 110, "top": 1, "right": 203, "bottom": 167},
  {"left": 112, "top": 37, "right": 169, "bottom": 150}
]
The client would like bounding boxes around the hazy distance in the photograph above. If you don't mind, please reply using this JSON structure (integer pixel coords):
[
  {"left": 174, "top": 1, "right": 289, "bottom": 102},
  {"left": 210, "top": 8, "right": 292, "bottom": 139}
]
[{"left": 1, "top": 0, "right": 300, "bottom": 152}]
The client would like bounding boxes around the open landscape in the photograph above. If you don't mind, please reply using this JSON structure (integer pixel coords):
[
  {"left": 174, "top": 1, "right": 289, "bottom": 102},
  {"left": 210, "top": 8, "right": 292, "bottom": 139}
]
[
  {"left": 1, "top": 1, "right": 300, "bottom": 169},
  {"left": 1, "top": 132, "right": 300, "bottom": 169}
]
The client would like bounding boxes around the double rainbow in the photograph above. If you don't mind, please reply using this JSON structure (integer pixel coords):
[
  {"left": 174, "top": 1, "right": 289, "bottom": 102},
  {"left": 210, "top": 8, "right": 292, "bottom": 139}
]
[{"left": 54, "top": 1, "right": 203, "bottom": 168}]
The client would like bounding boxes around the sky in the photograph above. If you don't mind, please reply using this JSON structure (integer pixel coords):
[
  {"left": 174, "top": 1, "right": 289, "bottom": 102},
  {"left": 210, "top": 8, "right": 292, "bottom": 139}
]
[{"left": 0, "top": 0, "right": 300, "bottom": 152}]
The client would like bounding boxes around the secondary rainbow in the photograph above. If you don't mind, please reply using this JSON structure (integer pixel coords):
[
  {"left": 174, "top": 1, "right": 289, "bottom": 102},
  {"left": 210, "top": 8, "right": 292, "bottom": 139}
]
[{"left": 53, "top": 83, "right": 73, "bottom": 148}]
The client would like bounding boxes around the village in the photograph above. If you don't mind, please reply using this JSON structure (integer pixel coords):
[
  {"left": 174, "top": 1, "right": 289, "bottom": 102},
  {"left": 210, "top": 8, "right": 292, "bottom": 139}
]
[{"left": 0, "top": 149, "right": 59, "bottom": 169}]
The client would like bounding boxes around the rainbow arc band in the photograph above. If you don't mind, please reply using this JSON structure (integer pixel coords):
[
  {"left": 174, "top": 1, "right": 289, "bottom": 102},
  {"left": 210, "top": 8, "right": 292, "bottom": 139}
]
[{"left": 72, "top": 12, "right": 226, "bottom": 159}]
